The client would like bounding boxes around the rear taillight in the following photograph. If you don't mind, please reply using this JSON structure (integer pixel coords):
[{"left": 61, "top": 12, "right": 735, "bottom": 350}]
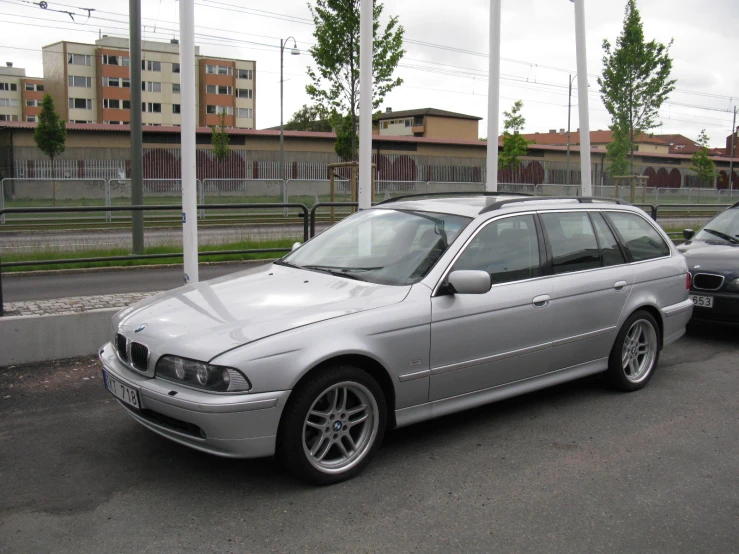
[{"left": 686, "top": 273, "right": 691, "bottom": 290}]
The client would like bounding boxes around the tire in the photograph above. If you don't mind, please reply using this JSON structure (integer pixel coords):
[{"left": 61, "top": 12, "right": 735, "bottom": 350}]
[
  {"left": 605, "top": 310, "right": 661, "bottom": 392},
  {"left": 277, "top": 365, "right": 387, "bottom": 485}
]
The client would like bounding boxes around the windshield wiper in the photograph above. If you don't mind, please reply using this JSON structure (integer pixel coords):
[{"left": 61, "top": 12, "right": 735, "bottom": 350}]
[
  {"left": 300, "top": 265, "right": 376, "bottom": 281},
  {"left": 702, "top": 229, "right": 739, "bottom": 244},
  {"left": 273, "top": 259, "right": 300, "bottom": 268}
]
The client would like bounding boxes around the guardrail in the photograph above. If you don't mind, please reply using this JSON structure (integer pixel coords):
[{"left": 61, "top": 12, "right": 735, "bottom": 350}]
[{"left": 0, "top": 202, "right": 309, "bottom": 317}]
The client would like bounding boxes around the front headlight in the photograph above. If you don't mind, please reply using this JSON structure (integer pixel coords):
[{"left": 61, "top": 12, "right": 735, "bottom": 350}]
[
  {"left": 725, "top": 278, "right": 739, "bottom": 292},
  {"left": 156, "top": 356, "right": 251, "bottom": 393}
]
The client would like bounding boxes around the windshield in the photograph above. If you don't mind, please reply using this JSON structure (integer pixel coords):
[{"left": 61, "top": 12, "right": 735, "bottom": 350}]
[
  {"left": 694, "top": 208, "right": 739, "bottom": 244},
  {"left": 282, "top": 209, "right": 471, "bottom": 286}
]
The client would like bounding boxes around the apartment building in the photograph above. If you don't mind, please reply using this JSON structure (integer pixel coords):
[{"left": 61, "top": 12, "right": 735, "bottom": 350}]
[
  {"left": 0, "top": 63, "right": 44, "bottom": 122},
  {"left": 374, "top": 108, "right": 482, "bottom": 141},
  {"left": 41, "top": 37, "right": 256, "bottom": 128}
]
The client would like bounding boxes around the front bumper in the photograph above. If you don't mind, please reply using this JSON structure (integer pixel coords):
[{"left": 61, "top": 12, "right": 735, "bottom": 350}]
[
  {"left": 689, "top": 291, "right": 739, "bottom": 325},
  {"left": 99, "top": 342, "right": 290, "bottom": 458}
]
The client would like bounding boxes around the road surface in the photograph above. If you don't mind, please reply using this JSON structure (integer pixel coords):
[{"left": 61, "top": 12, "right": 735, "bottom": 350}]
[{"left": 0, "top": 325, "right": 736, "bottom": 552}]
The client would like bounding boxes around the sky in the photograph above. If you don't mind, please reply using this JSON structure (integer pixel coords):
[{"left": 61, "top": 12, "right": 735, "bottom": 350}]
[{"left": 1, "top": 0, "right": 737, "bottom": 148}]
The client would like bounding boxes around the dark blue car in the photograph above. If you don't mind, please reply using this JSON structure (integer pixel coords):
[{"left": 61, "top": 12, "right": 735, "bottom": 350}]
[{"left": 678, "top": 201, "right": 739, "bottom": 325}]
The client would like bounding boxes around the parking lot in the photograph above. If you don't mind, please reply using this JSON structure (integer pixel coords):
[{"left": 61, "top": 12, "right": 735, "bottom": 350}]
[{"left": 0, "top": 324, "right": 737, "bottom": 553}]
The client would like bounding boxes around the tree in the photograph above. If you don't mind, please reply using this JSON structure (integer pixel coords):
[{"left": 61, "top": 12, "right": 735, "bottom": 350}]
[
  {"left": 211, "top": 110, "right": 230, "bottom": 176},
  {"left": 690, "top": 129, "right": 716, "bottom": 185},
  {"left": 498, "top": 100, "right": 531, "bottom": 171},
  {"left": 331, "top": 112, "right": 354, "bottom": 160},
  {"left": 33, "top": 94, "right": 67, "bottom": 204},
  {"left": 285, "top": 104, "right": 332, "bottom": 132},
  {"left": 598, "top": 0, "right": 676, "bottom": 175},
  {"left": 605, "top": 125, "right": 630, "bottom": 177},
  {"left": 306, "top": 0, "right": 405, "bottom": 160}
]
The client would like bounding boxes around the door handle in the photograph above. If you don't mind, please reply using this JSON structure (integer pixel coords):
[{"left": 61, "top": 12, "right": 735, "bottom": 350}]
[
  {"left": 532, "top": 294, "right": 551, "bottom": 308},
  {"left": 614, "top": 280, "right": 628, "bottom": 291}
]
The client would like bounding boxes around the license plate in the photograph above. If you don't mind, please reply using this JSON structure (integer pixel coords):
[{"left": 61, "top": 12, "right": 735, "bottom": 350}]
[
  {"left": 690, "top": 294, "right": 713, "bottom": 308},
  {"left": 103, "top": 370, "right": 140, "bottom": 409}
]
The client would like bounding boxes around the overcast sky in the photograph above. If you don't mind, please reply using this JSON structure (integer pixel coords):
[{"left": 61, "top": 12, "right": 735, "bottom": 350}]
[{"left": 1, "top": 0, "right": 737, "bottom": 147}]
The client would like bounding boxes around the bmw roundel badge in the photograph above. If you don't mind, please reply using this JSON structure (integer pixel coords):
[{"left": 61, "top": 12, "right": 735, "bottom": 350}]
[{"left": 134, "top": 323, "right": 148, "bottom": 333}]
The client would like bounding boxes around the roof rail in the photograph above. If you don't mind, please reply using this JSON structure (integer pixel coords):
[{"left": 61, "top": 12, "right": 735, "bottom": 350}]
[
  {"left": 478, "top": 196, "right": 631, "bottom": 214},
  {"left": 374, "top": 191, "right": 532, "bottom": 206}
]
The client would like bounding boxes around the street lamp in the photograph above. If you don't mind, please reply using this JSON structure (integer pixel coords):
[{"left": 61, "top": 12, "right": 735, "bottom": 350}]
[
  {"left": 566, "top": 73, "right": 576, "bottom": 186},
  {"left": 279, "top": 37, "right": 300, "bottom": 197}
]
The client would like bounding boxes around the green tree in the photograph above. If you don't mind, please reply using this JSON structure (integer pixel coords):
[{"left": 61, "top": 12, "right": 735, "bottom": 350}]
[
  {"left": 285, "top": 104, "right": 333, "bottom": 132},
  {"left": 598, "top": 0, "right": 676, "bottom": 175},
  {"left": 33, "top": 94, "right": 67, "bottom": 204},
  {"left": 605, "top": 125, "right": 630, "bottom": 177},
  {"left": 306, "top": 0, "right": 405, "bottom": 160},
  {"left": 331, "top": 112, "right": 354, "bottom": 160},
  {"left": 499, "top": 100, "right": 531, "bottom": 171},
  {"left": 690, "top": 129, "right": 716, "bottom": 185},
  {"left": 211, "top": 110, "right": 230, "bottom": 176}
]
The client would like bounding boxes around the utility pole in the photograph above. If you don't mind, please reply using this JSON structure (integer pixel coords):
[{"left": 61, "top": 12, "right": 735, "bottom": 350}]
[
  {"left": 566, "top": 74, "right": 575, "bottom": 187},
  {"left": 485, "top": 0, "right": 501, "bottom": 191},
  {"left": 129, "top": 0, "right": 144, "bottom": 254},
  {"left": 729, "top": 106, "right": 736, "bottom": 192},
  {"left": 573, "top": 0, "right": 592, "bottom": 196},
  {"left": 357, "top": 0, "right": 372, "bottom": 210},
  {"left": 279, "top": 38, "right": 299, "bottom": 203},
  {"left": 179, "top": 0, "right": 198, "bottom": 284}
]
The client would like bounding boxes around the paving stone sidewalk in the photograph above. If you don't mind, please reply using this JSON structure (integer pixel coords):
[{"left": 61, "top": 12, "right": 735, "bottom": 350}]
[{"left": 3, "top": 291, "right": 160, "bottom": 317}]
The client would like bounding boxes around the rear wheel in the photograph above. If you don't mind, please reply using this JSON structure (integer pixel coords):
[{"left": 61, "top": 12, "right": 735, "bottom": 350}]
[
  {"left": 277, "top": 365, "right": 386, "bottom": 485},
  {"left": 605, "top": 310, "right": 661, "bottom": 391}
]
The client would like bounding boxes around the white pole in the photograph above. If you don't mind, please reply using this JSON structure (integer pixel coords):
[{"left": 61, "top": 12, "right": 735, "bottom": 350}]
[
  {"left": 486, "top": 0, "right": 501, "bottom": 192},
  {"left": 179, "top": 0, "right": 199, "bottom": 283},
  {"left": 358, "top": 0, "right": 373, "bottom": 210},
  {"left": 573, "top": 0, "right": 592, "bottom": 196}
]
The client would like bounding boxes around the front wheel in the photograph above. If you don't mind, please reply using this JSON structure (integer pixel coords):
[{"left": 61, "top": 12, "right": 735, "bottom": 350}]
[
  {"left": 277, "top": 366, "right": 387, "bottom": 485},
  {"left": 605, "top": 310, "right": 661, "bottom": 391}
]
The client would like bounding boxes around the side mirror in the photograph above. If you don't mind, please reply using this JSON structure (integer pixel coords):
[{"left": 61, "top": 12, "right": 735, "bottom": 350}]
[
  {"left": 683, "top": 229, "right": 695, "bottom": 240},
  {"left": 447, "top": 270, "right": 491, "bottom": 295},
  {"left": 291, "top": 242, "right": 302, "bottom": 252}
]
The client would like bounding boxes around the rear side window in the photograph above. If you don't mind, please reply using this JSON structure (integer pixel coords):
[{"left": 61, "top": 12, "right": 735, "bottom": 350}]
[
  {"left": 540, "top": 212, "right": 600, "bottom": 274},
  {"left": 591, "top": 212, "right": 626, "bottom": 266},
  {"left": 453, "top": 214, "right": 540, "bottom": 285},
  {"left": 605, "top": 212, "right": 670, "bottom": 261}
]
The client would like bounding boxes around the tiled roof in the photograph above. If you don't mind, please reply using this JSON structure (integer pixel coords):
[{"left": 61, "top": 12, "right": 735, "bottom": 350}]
[
  {"left": 517, "top": 129, "right": 668, "bottom": 146},
  {"left": 375, "top": 108, "right": 482, "bottom": 121}
]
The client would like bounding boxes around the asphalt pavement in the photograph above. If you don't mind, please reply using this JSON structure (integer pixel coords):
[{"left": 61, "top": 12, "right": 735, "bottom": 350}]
[
  {"left": 2, "top": 262, "right": 267, "bottom": 301},
  {"left": 0, "top": 325, "right": 737, "bottom": 553}
]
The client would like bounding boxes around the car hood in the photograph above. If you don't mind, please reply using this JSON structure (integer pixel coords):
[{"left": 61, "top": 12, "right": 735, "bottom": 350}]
[
  {"left": 678, "top": 240, "right": 739, "bottom": 276},
  {"left": 114, "top": 263, "right": 411, "bottom": 361}
]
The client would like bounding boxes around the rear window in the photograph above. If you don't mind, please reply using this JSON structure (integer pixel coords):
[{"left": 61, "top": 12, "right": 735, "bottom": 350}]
[{"left": 605, "top": 212, "right": 670, "bottom": 262}]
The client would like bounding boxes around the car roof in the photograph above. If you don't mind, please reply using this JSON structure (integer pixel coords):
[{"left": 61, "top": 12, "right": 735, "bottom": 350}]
[{"left": 373, "top": 194, "right": 635, "bottom": 219}]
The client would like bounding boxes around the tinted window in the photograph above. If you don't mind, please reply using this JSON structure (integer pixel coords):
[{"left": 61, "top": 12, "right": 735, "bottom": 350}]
[
  {"left": 540, "top": 212, "right": 600, "bottom": 274},
  {"left": 591, "top": 212, "right": 626, "bottom": 266},
  {"left": 606, "top": 212, "right": 670, "bottom": 261},
  {"left": 453, "top": 215, "right": 540, "bottom": 285}
]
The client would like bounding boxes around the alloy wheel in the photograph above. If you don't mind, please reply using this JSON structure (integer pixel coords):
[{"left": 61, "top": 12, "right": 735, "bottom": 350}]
[{"left": 621, "top": 319, "right": 658, "bottom": 384}]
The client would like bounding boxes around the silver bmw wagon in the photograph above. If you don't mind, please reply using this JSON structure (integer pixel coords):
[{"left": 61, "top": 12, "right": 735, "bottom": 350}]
[{"left": 100, "top": 194, "right": 693, "bottom": 484}]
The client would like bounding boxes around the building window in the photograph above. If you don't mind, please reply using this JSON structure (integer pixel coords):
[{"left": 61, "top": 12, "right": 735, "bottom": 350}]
[
  {"left": 405, "top": 119, "right": 411, "bottom": 127},
  {"left": 206, "top": 105, "right": 233, "bottom": 115},
  {"left": 172, "top": 63, "right": 180, "bottom": 73},
  {"left": 206, "top": 84, "right": 233, "bottom": 95},
  {"left": 236, "top": 107, "right": 252, "bottom": 119},
  {"left": 143, "top": 81, "right": 162, "bottom": 93},
  {"left": 24, "top": 83, "right": 44, "bottom": 92},
  {"left": 172, "top": 104, "right": 181, "bottom": 114},
  {"left": 103, "top": 55, "right": 129, "bottom": 66},
  {"left": 142, "top": 60, "right": 162, "bottom": 72},
  {"left": 382, "top": 121, "right": 388, "bottom": 129},
  {"left": 0, "top": 82, "right": 17, "bottom": 91},
  {"left": 102, "top": 77, "right": 119, "bottom": 87},
  {"left": 68, "top": 98, "right": 93, "bottom": 110},
  {"left": 172, "top": 83, "right": 180, "bottom": 94},
  {"left": 206, "top": 64, "right": 233, "bottom": 76},
  {"left": 235, "top": 88, "right": 252, "bottom": 99},
  {"left": 72, "top": 120, "right": 92, "bottom": 124},
  {"left": 142, "top": 102, "right": 162, "bottom": 113},
  {"left": 68, "top": 75, "right": 92, "bottom": 88},
  {"left": 67, "top": 53, "right": 92, "bottom": 66},
  {"left": 103, "top": 98, "right": 121, "bottom": 109},
  {"left": 0, "top": 98, "right": 19, "bottom": 107},
  {"left": 26, "top": 115, "right": 36, "bottom": 122},
  {"left": 122, "top": 100, "right": 131, "bottom": 110},
  {"left": 0, "top": 114, "right": 19, "bottom": 121},
  {"left": 26, "top": 99, "right": 38, "bottom": 107},
  {"left": 237, "top": 69, "right": 253, "bottom": 80}
]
